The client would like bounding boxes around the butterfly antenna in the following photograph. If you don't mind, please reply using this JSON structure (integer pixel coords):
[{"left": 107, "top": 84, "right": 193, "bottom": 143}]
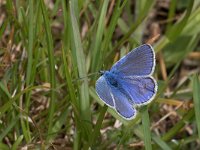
[{"left": 72, "top": 71, "right": 101, "bottom": 82}]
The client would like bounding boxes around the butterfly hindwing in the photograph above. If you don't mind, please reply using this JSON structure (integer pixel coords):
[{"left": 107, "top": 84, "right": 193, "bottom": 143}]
[
  {"left": 96, "top": 73, "right": 137, "bottom": 119},
  {"left": 118, "top": 76, "right": 157, "bottom": 105},
  {"left": 110, "top": 44, "right": 155, "bottom": 77},
  {"left": 110, "top": 86, "right": 137, "bottom": 119}
]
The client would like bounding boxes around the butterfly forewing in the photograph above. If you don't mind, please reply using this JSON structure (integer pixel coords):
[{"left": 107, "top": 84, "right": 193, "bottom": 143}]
[
  {"left": 96, "top": 76, "right": 114, "bottom": 107},
  {"left": 110, "top": 44, "right": 155, "bottom": 77}
]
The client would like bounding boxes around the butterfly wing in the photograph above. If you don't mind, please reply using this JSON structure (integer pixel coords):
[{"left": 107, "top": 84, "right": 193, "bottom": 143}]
[
  {"left": 96, "top": 74, "right": 136, "bottom": 119},
  {"left": 110, "top": 86, "right": 137, "bottom": 119},
  {"left": 118, "top": 76, "right": 157, "bottom": 105},
  {"left": 110, "top": 44, "right": 155, "bottom": 77},
  {"left": 96, "top": 76, "right": 114, "bottom": 107}
]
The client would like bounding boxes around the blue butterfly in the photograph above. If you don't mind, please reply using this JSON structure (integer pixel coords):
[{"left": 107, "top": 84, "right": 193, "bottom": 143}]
[{"left": 96, "top": 44, "right": 158, "bottom": 120}]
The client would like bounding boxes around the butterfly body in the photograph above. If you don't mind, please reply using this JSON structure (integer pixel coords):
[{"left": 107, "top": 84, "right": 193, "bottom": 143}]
[
  {"left": 96, "top": 44, "right": 157, "bottom": 120},
  {"left": 103, "top": 71, "right": 133, "bottom": 103}
]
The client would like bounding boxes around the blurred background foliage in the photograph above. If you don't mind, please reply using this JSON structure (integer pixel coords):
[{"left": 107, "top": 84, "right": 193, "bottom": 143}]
[{"left": 0, "top": 0, "right": 200, "bottom": 149}]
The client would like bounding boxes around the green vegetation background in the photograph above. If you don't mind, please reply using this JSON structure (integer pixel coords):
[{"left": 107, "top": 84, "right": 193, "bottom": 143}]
[{"left": 0, "top": 0, "right": 200, "bottom": 149}]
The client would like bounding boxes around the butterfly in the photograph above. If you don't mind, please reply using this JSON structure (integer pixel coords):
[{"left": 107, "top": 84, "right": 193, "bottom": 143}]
[{"left": 95, "top": 44, "right": 158, "bottom": 120}]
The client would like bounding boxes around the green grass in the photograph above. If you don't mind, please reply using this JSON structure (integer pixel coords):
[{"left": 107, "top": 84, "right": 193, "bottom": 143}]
[{"left": 0, "top": 0, "right": 200, "bottom": 149}]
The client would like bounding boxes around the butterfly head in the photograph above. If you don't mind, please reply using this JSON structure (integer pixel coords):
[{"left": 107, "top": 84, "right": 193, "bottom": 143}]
[{"left": 99, "top": 70, "right": 106, "bottom": 75}]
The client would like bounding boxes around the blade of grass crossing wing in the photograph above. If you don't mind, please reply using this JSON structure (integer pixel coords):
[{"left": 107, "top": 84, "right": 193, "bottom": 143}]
[{"left": 193, "top": 74, "right": 200, "bottom": 140}]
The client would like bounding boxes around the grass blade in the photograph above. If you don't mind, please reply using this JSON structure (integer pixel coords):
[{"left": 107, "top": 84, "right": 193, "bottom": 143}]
[
  {"left": 40, "top": 0, "right": 56, "bottom": 140},
  {"left": 87, "top": 105, "right": 107, "bottom": 148},
  {"left": 69, "top": 0, "right": 91, "bottom": 141},
  {"left": 11, "top": 135, "right": 24, "bottom": 150},
  {"left": 152, "top": 135, "right": 172, "bottom": 150},
  {"left": 0, "top": 115, "right": 20, "bottom": 141},
  {"left": 141, "top": 106, "right": 152, "bottom": 150},
  {"left": 101, "top": 0, "right": 128, "bottom": 66},
  {"left": 114, "top": 0, "right": 154, "bottom": 49},
  {"left": 166, "top": 0, "right": 194, "bottom": 40},
  {"left": 162, "top": 109, "right": 194, "bottom": 141},
  {"left": 193, "top": 74, "right": 200, "bottom": 140},
  {"left": 91, "top": 0, "right": 109, "bottom": 72}
]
